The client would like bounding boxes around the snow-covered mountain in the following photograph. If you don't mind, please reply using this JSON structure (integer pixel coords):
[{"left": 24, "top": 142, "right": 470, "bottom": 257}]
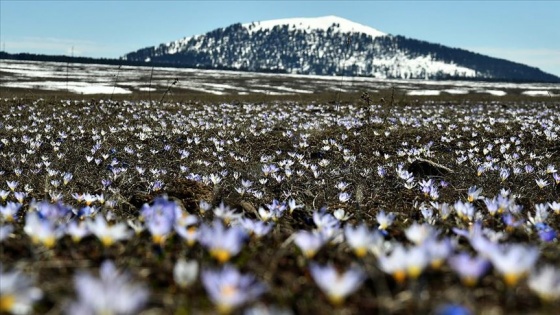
[{"left": 124, "top": 16, "right": 559, "bottom": 82}]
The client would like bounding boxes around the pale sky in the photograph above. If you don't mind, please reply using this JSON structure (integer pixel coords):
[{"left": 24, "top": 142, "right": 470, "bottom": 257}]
[{"left": 1, "top": 1, "right": 559, "bottom": 76}]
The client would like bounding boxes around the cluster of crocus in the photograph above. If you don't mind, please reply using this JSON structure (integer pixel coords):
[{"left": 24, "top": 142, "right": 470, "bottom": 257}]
[
  {"left": 293, "top": 208, "right": 344, "bottom": 258},
  {"left": 2, "top": 94, "right": 560, "bottom": 314},
  {"left": 140, "top": 195, "right": 181, "bottom": 245},
  {"left": 257, "top": 199, "right": 287, "bottom": 222},
  {"left": 378, "top": 244, "right": 427, "bottom": 283}
]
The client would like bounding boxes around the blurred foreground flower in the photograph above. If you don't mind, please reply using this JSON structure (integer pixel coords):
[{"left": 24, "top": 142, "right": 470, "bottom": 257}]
[
  {"left": 87, "top": 215, "right": 132, "bottom": 247},
  {"left": 0, "top": 264, "right": 43, "bottom": 315},
  {"left": 174, "top": 258, "right": 199, "bottom": 289},
  {"left": 434, "top": 304, "right": 472, "bottom": 315},
  {"left": 202, "top": 264, "right": 266, "bottom": 314},
  {"left": 448, "top": 253, "right": 490, "bottom": 286},
  {"left": 244, "top": 303, "right": 293, "bottom": 315},
  {"left": 294, "top": 230, "right": 328, "bottom": 259},
  {"left": 344, "top": 223, "right": 380, "bottom": 258},
  {"left": 309, "top": 263, "right": 366, "bottom": 305},
  {"left": 527, "top": 265, "right": 560, "bottom": 302},
  {"left": 0, "top": 224, "right": 14, "bottom": 242},
  {"left": 198, "top": 220, "right": 247, "bottom": 263},
  {"left": 23, "top": 212, "right": 64, "bottom": 248},
  {"left": 488, "top": 244, "right": 539, "bottom": 286},
  {"left": 0, "top": 202, "right": 21, "bottom": 222},
  {"left": 66, "top": 260, "right": 149, "bottom": 315},
  {"left": 140, "top": 196, "right": 180, "bottom": 245},
  {"left": 378, "top": 245, "right": 408, "bottom": 284}
]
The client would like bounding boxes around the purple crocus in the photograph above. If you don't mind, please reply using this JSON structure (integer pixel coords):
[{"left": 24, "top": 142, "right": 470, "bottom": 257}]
[
  {"left": 198, "top": 220, "right": 247, "bottom": 263},
  {"left": 201, "top": 264, "right": 266, "bottom": 314},
  {"left": 448, "top": 253, "right": 490, "bottom": 286},
  {"left": 66, "top": 260, "right": 149, "bottom": 315}
]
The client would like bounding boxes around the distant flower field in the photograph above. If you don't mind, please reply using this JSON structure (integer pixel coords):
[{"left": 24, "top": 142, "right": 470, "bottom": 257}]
[{"left": 0, "top": 96, "right": 559, "bottom": 314}]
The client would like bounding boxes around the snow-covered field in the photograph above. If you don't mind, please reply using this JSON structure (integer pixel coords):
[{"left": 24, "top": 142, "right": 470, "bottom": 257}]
[{"left": 1, "top": 59, "right": 559, "bottom": 96}]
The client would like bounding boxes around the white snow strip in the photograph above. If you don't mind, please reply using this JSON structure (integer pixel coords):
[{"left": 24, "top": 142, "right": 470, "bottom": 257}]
[
  {"left": 443, "top": 89, "right": 470, "bottom": 95},
  {"left": 1, "top": 60, "right": 558, "bottom": 96},
  {"left": 1, "top": 80, "right": 132, "bottom": 94},
  {"left": 138, "top": 87, "right": 157, "bottom": 92},
  {"left": 521, "top": 90, "right": 554, "bottom": 96},
  {"left": 407, "top": 90, "right": 441, "bottom": 96},
  {"left": 478, "top": 90, "right": 507, "bottom": 96}
]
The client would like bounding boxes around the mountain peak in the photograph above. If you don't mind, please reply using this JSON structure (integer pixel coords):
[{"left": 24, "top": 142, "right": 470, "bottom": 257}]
[
  {"left": 125, "top": 16, "right": 560, "bottom": 82},
  {"left": 242, "top": 15, "right": 387, "bottom": 38}
]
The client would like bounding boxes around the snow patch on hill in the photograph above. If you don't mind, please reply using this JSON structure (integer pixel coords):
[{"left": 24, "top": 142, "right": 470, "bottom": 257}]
[{"left": 243, "top": 15, "right": 386, "bottom": 38}]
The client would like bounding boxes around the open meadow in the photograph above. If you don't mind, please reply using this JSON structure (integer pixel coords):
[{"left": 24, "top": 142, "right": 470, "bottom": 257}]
[{"left": 1, "top": 62, "right": 560, "bottom": 314}]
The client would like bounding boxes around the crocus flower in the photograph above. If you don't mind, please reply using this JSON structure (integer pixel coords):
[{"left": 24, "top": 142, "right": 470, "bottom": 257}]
[
  {"left": 333, "top": 209, "right": 352, "bottom": 221},
  {"left": 425, "top": 238, "right": 454, "bottom": 269},
  {"left": 81, "top": 193, "right": 97, "bottom": 206},
  {"left": 344, "top": 223, "right": 380, "bottom": 257},
  {"left": 6, "top": 180, "right": 18, "bottom": 192},
  {"left": 198, "top": 220, "right": 247, "bottom": 263},
  {"left": 237, "top": 218, "right": 273, "bottom": 238},
  {"left": 466, "top": 186, "right": 483, "bottom": 202},
  {"left": 23, "top": 212, "right": 64, "bottom": 248},
  {"left": 66, "top": 220, "right": 90, "bottom": 243},
  {"left": 173, "top": 258, "right": 199, "bottom": 289},
  {"left": 13, "top": 192, "right": 27, "bottom": 204},
  {"left": 338, "top": 192, "right": 352, "bottom": 203},
  {"left": 213, "top": 202, "right": 243, "bottom": 224},
  {"left": 0, "top": 224, "right": 13, "bottom": 242},
  {"left": 535, "top": 178, "right": 549, "bottom": 189},
  {"left": 454, "top": 200, "right": 475, "bottom": 222},
  {"left": 202, "top": 264, "right": 266, "bottom": 314},
  {"left": 66, "top": 260, "right": 149, "bottom": 315},
  {"left": 0, "top": 202, "right": 21, "bottom": 222},
  {"left": 404, "top": 245, "right": 430, "bottom": 279},
  {"left": 0, "top": 264, "right": 43, "bottom": 315},
  {"left": 0, "top": 190, "right": 10, "bottom": 201},
  {"left": 378, "top": 244, "right": 409, "bottom": 284},
  {"left": 488, "top": 244, "right": 539, "bottom": 286},
  {"left": 293, "top": 230, "right": 328, "bottom": 259},
  {"left": 287, "top": 198, "right": 304, "bottom": 214},
  {"left": 86, "top": 215, "right": 132, "bottom": 247},
  {"left": 527, "top": 265, "right": 560, "bottom": 302},
  {"left": 535, "top": 223, "right": 557, "bottom": 242},
  {"left": 34, "top": 201, "right": 73, "bottom": 223},
  {"left": 264, "top": 199, "right": 287, "bottom": 221},
  {"left": 549, "top": 201, "right": 560, "bottom": 214},
  {"left": 448, "top": 253, "right": 490, "bottom": 286},
  {"left": 140, "top": 196, "right": 181, "bottom": 243},
  {"left": 312, "top": 209, "right": 339, "bottom": 232},
  {"left": 309, "top": 263, "right": 366, "bottom": 305},
  {"left": 376, "top": 210, "right": 395, "bottom": 230},
  {"left": 175, "top": 224, "right": 199, "bottom": 247},
  {"left": 405, "top": 222, "right": 438, "bottom": 245}
]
